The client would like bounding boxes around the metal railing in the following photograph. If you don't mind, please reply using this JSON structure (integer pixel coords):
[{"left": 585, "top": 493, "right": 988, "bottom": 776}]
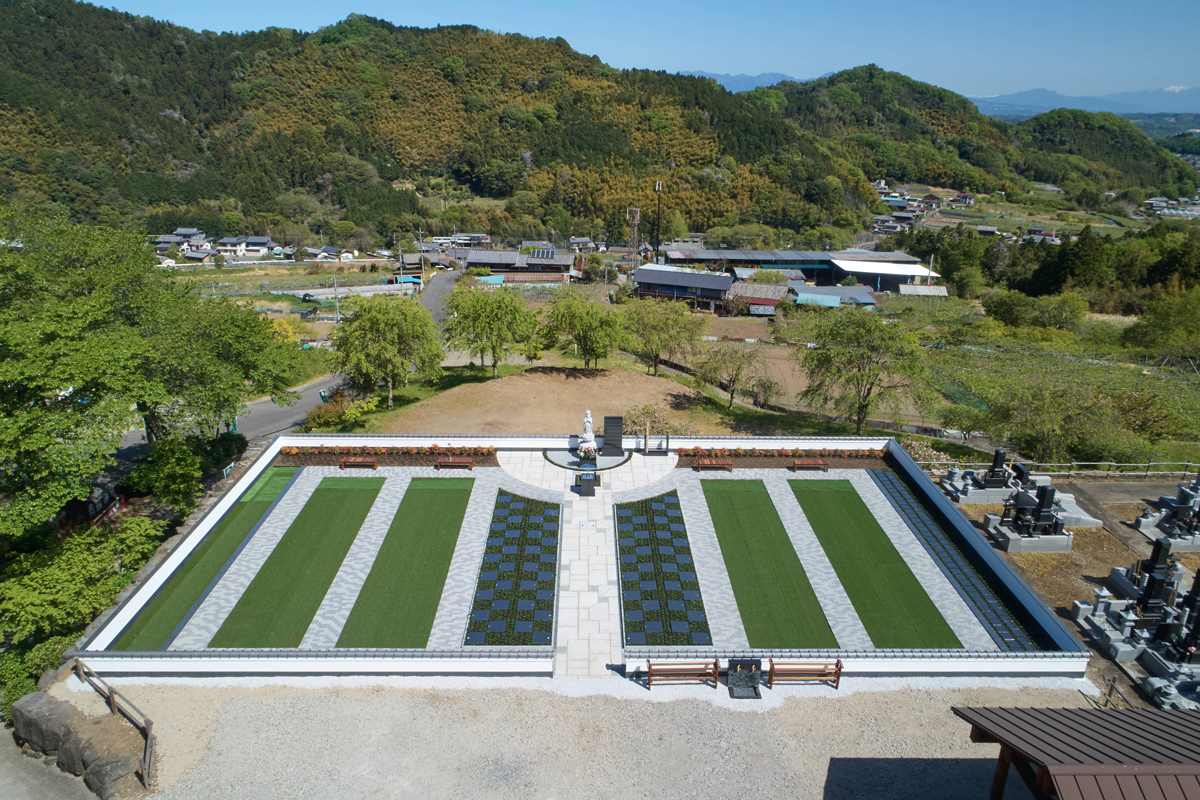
[
  {"left": 916, "top": 460, "right": 1199, "bottom": 478},
  {"left": 73, "top": 660, "right": 154, "bottom": 789}
]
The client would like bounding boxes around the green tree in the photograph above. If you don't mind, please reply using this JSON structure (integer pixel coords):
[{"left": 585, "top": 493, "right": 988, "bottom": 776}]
[
  {"left": 1124, "top": 287, "right": 1200, "bottom": 362},
  {"left": 440, "top": 55, "right": 465, "bottom": 83},
  {"left": 332, "top": 295, "right": 444, "bottom": 409},
  {"left": 621, "top": 298, "right": 708, "bottom": 376},
  {"left": 751, "top": 270, "right": 788, "bottom": 285},
  {"left": 543, "top": 287, "right": 623, "bottom": 369},
  {"left": 798, "top": 309, "right": 928, "bottom": 435},
  {"left": 580, "top": 253, "right": 609, "bottom": 283},
  {"left": 0, "top": 516, "right": 164, "bottom": 718},
  {"left": 664, "top": 208, "right": 689, "bottom": 241},
  {"left": 1031, "top": 292, "right": 1089, "bottom": 330},
  {"left": 694, "top": 341, "right": 761, "bottom": 409},
  {"left": 443, "top": 285, "right": 538, "bottom": 378},
  {"left": 125, "top": 438, "right": 203, "bottom": 514},
  {"left": 545, "top": 204, "right": 572, "bottom": 241},
  {"left": 0, "top": 210, "right": 295, "bottom": 542}
]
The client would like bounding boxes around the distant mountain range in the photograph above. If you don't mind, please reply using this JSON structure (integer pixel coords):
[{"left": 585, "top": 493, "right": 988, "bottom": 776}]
[
  {"left": 972, "top": 87, "right": 1200, "bottom": 116},
  {"left": 681, "top": 70, "right": 833, "bottom": 93}
]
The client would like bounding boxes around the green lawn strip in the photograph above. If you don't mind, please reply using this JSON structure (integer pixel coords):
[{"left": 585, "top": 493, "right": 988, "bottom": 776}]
[
  {"left": 336, "top": 478, "right": 474, "bottom": 648},
  {"left": 113, "top": 467, "right": 298, "bottom": 651},
  {"left": 209, "top": 476, "right": 385, "bottom": 648},
  {"left": 700, "top": 480, "right": 837, "bottom": 649},
  {"left": 788, "top": 480, "right": 962, "bottom": 649}
]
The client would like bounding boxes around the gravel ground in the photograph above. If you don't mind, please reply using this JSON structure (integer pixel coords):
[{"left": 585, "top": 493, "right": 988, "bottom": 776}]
[{"left": 52, "top": 675, "right": 1095, "bottom": 800}]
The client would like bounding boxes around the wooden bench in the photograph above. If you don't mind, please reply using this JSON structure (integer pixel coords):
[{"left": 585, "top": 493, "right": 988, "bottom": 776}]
[
  {"left": 792, "top": 457, "right": 829, "bottom": 472},
  {"left": 436, "top": 456, "right": 474, "bottom": 471},
  {"left": 767, "top": 658, "right": 842, "bottom": 689},
  {"left": 647, "top": 659, "right": 720, "bottom": 689},
  {"left": 340, "top": 456, "right": 378, "bottom": 471},
  {"left": 697, "top": 458, "right": 733, "bottom": 472}
]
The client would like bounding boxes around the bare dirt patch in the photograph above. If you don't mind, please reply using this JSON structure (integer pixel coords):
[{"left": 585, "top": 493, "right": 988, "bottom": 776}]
[
  {"left": 374, "top": 368, "right": 702, "bottom": 435},
  {"left": 708, "top": 317, "right": 773, "bottom": 340},
  {"left": 955, "top": 503, "right": 1139, "bottom": 614}
]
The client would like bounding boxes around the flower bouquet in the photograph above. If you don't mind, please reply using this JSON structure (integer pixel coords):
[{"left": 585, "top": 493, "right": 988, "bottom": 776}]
[{"left": 577, "top": 443, "right": 598, "bottom": 461}]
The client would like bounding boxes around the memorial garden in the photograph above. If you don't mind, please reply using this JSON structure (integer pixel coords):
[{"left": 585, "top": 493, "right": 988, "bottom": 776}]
[{"left": 82, "top": 426, "right": 1086, "bottom": 680}]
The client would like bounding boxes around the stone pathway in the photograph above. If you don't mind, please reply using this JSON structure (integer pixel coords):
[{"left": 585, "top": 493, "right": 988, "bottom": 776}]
[
  {"left": 170, "top": 467, "right": 333, "bottom": 650},
  {"left": 843, "top": 472, "right": 998, "bottom": 651},
  {"left": 667, "top": 479, "right": 750, "bottom": 650},
  {"left": 299, "top": 474, "right": 411, "bottom": 649},
  {"left": 496, "top": 451, "right": 680, "bottom": 676},
  {"left": 761, "top": 478, "right": 873, "bottom": 649},
  {"left": 554, "top": 489, "right": 623, "bottom": 676}
]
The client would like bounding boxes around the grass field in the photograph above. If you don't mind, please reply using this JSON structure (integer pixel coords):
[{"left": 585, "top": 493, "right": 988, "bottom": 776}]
[
  {"left": 336, "top": 478, "right": 475, "bottom": 648},
  {"left": 114, "top": 467, "right": 299, "bottom": 651},
  {"left": 701, "top": 480, "right": 837, "bottom": 648},
  {"left": 208, "top": 475, "right": 385, "bottom": 648},
  {"left": 788, "top": 480, "right": 961, "bottom": 649}
]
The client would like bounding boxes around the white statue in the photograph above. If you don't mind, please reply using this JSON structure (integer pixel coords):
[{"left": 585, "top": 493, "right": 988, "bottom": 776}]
[{"left": 580, "top": 410, "right": 595, "bottom": 444}]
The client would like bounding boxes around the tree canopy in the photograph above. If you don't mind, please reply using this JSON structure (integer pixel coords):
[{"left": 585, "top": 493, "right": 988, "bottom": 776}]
[
  {"left": 798, "top": 309, "right": 929, "bottom": 434},
  {"left": 0, "top": 208, "right": 295, "bottom": 541},
  {"left": 443, "top": 285, "right": 538, "bottom": 378},
  {"left": 621, "top": 297, "right": 708, "bottom": 376},
  {"left": 332, "top": 295, "right": 444, "bottom": 408},
  {"left": 543, "top": 287, "right": 623, "bottom": 370}
]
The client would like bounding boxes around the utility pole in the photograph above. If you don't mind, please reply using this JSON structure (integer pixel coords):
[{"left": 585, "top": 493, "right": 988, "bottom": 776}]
[
  {"left": 334, "top": 276, "right": 341, "bottom": 323},
  {"left": 654, "top": 180, "right": 663, "bottom": 264},
  {"left": 627, "top": 207, "right": 640, "bottom": 266}
]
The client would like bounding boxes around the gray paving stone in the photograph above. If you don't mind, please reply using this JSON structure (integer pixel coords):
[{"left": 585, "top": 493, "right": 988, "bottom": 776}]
[
  {"left": 170, "top": 466, "right": 336, "bottom": 650},
  {"left": 761, "top": 477, "right": 873, "bottom": 649},
  {"left": 299, "top": 475, "right": 412, "bottom": 649},
  {"left": 843, "top": 473, "right": 998, "bottom": 651},
  {"left": 670, "top": 476, "right": 750, "bottom": 650}
]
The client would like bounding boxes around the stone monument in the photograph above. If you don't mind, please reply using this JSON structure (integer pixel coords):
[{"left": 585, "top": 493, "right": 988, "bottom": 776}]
[
  {"left": 1132, "top": 468, "right": 1200, "bottom": 551},
  {"left": 580, "top": 410, "right": 595, "bottom": 445},
  {"left": 577, "top": 410, "right": 598, "bottom": 461}
]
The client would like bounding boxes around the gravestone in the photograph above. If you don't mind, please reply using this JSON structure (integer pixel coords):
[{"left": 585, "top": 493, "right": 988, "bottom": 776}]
[
  {"left": 580, "top": 471, "right": 596, "bottom": 497},
  {"left": 726, "top": 658, "right": 762, "bottom": 699},
  {"left": 602, "top": 416, "right": 624, "bottom": 457}
]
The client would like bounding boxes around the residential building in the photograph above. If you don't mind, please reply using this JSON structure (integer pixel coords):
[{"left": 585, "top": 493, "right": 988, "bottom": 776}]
[{"left": 630, "top": 266, "right": 733, "bottom": 312}]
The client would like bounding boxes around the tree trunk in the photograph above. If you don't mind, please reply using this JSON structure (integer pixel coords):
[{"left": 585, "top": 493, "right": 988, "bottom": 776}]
[
  {"left": 492, "top": 349, "right": 499, "bottom": 379},
  {"left": 855, "top": 407, "right": 867, "bottom": 436},
  {"left": 387, "top": 375, "right": 394, "bottom": 410},
  {"left": 653, "top": 357, "right": 659, "bottom": 377},
  {"left": 727, "top": 388, "right": 735, "bottom": 409}
]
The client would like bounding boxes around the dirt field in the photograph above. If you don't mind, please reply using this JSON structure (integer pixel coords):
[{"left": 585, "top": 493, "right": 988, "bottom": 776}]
[
  {"left": 708, "top": 317, "right": 773, "bottom": 340},
  {"left": 954, "top": 504, "right": 1140, "bottom": 615},
  {"left": 373, "top": 368, "right": 709, "bottom": 435}
]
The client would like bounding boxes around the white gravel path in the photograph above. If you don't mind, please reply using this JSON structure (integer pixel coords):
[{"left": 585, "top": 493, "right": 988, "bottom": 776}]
[{"left": 53, "top": 675, "right": 1096, "bottom": 800}]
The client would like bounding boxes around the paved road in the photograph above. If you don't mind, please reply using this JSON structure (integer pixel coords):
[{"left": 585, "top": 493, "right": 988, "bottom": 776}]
[
  {"left": 420, "top": 266, "right": 461, "bottom": 324},
  {"left": 0, "top": 730, "right": 95, "bottom": 800}
]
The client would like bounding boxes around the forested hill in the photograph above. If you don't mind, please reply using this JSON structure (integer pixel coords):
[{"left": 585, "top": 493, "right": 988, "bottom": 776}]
[{"left": 0, "top": 1, "right": 1195, "bottom": 242}]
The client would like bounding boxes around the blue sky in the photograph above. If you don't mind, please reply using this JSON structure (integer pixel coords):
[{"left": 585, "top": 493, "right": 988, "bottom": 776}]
[{"left": 109, "top": 0, "right": 1198, "bottom": 97}]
